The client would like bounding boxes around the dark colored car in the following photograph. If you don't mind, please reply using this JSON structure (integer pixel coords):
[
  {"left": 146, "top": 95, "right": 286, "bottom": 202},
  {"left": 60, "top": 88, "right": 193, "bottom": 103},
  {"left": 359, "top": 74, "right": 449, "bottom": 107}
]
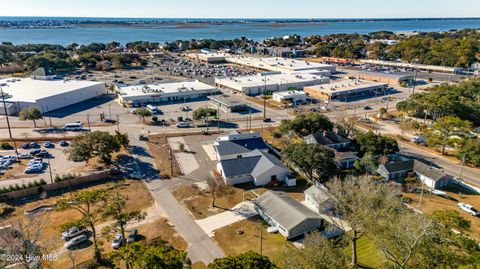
[
  {"left": 139, "top": 135, "right": 149, "bottom": 141},
  {"left": 21, "top": 143, "right": 30, "bottom": 149},
  {"left": 263, "top": 118, "right": 272, "bottom": 123},
  {"left": 35, "top": 150, "right": 49, "bottom": 158},
  {"left": 127, "top": 229, "right": 138, "bottom": 243},
  {"left": 30, "top": 149, "right": 42, "bottom": 155},
  {"left": 59, "top": 140, "right": 69, "bottom": 147}
]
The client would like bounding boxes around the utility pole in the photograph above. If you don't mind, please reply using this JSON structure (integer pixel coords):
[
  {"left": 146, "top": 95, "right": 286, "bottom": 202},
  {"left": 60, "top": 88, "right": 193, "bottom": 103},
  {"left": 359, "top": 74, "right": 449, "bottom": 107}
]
[
  {"left": 263, "top": 74, "right": 267, "bottom": 119},
  {"left": 109, "top": 104, "right": 112, "bottom": 121},
  {"left": 116, "top": 115, "right": 120, "bottom": 132},
  {"left": 47, "top": 157, "right": 54, "bottom": 184},
  {"left": 169, "top": 146, "right": 174, "bottom": 176},
  {"left": 1, "top": 86, "right": 19, "bottom": 161},
  {"left": 459, "top": 153, "right": 466, "bottom": 182},
  {"left": 259, "top": 223, "right": 263, "bottom": 255},
  {"left": 86, "top": 114, "right": 91, "bottom": 131}
]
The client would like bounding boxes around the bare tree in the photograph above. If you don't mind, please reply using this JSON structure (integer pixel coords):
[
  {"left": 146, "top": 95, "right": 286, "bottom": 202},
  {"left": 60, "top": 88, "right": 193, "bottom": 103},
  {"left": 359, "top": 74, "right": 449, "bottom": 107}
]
[
  {"left": 326, "top": 176, "right": 401, "bottom": 267},
  {"left": 335, "top": 112, "right": 358, "bottom": 138},
  {"left": 208, "top": 175, "right": 230, "bottom": 208},
  {"left": 0, "top": 212, "right": 50, "bottom": 269},
  {"left": 66, "top": 249, "right": 78, "bottom": 269}
]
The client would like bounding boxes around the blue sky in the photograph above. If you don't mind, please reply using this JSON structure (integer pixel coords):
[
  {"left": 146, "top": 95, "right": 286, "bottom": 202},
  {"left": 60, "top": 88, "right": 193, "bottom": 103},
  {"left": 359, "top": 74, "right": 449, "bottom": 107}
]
[{"left": 2, "top": 0, "right": 479, "bottom": 18}]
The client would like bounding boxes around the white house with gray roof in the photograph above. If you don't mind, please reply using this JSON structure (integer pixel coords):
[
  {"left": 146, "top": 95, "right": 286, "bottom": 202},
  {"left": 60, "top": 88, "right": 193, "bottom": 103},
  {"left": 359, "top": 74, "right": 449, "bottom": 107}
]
[
  {"left": 254, "top": 191, "right": 324, "bottom": 239},
  {"left": 304, "top": 185, "right": 334, "bottom": 214},
  {"left": 214, "top": 131, "right": 295, "bottom": 186}
]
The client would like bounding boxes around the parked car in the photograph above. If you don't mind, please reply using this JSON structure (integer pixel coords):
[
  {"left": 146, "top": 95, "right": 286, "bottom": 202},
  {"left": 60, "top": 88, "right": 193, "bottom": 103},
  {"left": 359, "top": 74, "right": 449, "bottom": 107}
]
[
  {"left": 18, "top": 153, "right": 31, "bottom": 159},
  {"left": 411, "top": 136, "right": 426, "bottom": 145},
  {"left": 35, "top": 150, "right": 49, "bottom": 158},
  {"left": 24, "top": 165, "right": 43, "bottom": 174},
  {"left": 29, "top": 142, "right": 38, "bottom": 148},
  {"left": 59, "top": 140, "right": 69, "bottom": 147},
  {"left": 62, "top": 227, "right": 89, "bottom": 241},
  {"left": 43, "top": 141, "right": 54, "bottom": 148},
  {"left": 180, "top": 106, "right": 191, "bottom": 111},
  {"left": 139, "top": 134, "right": 149, "bottom": 141},
  {"left": 126, "top": 229, "right": 138, "bottom": 243},
  {"left": 112, "top": 234, "right": 124, "bottom": 249},
  {"left": 30, "top": 149, "right": 42, "bottom": 155},
  {"left": 363, "top": 106, "right": 372, "bottom": 110},
  {"left": 21, "top": 143, "right": 30, "bottom": 149},
  {"left": 64, "top": 235, "right": 88, "bottom": 249},
  {"left": 176, "top": 123, "right": 192, "bottom": 128},
  {"left": 458, "top": 203, "right": 479, "bottom": 216},
  {"left": 263, "top": 118, "right": 272, "bottom": 123}
]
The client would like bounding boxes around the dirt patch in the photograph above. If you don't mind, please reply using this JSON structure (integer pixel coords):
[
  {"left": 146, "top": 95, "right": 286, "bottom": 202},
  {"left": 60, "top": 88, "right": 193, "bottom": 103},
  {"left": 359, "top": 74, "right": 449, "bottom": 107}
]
[{"left": 145, "top": 135, "right": 182, "bottom": 178}]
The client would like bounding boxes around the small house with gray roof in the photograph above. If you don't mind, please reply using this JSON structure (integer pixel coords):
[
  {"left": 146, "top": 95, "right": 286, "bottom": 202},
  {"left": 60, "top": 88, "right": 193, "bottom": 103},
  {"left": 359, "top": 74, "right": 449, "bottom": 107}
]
[
  {"left": 304, "top": 185, "right": 334, "bottom": 214},
  {"left": 304, "top": 131, "right": 358, "bottom": 169},
  {"left": 254, "top": 191, "right": 324, "bottom": 239}
]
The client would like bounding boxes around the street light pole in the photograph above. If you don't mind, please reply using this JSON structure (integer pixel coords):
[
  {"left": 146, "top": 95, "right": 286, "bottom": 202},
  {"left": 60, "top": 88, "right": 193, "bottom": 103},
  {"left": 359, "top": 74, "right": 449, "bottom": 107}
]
[
  {"left": 459, "top": 153, "right": 466, "bottom": 182},
  {"left": 1, "top": 86, "right": 19, "bottom": 160}
]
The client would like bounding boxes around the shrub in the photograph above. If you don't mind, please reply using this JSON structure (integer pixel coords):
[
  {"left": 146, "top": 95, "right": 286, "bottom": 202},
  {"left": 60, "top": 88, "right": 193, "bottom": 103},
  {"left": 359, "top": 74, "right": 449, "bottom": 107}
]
[{"left": 0, "top": 142, "right": 12, "bottom": 150}]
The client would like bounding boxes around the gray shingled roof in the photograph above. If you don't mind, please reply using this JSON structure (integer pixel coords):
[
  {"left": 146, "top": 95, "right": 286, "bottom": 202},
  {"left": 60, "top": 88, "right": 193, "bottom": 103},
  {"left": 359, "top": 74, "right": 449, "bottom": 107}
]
[
  {"left": 383, "top": 160, "right": 415, "bottom": 173},
  {"left": 219, "top": 149, "right": 288, "bottom": 178},
  {"left": 304, "top": 131, "right": 350, "bottom": 146},
  {"left": 215, "top": 137, "right": 269, "bottom": 157},
  {"left": 254, "top": 191, "right": 322, "bottom": 231},
  {"left": 413, "top": 161, "right": 453, "bottom": 182},
  {"left": 304, "top": 186, "right": 331, "bottom": 205}
]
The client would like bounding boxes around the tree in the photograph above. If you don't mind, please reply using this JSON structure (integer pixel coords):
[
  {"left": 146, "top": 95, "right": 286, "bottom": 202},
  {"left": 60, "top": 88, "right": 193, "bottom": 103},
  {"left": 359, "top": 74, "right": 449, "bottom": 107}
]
[
  {"left": 19, "top": 106, "right": 42, "bottom": 127},
  {"left": 114, "top": 131, "right": 130, "bottom": 149},
  {"left": 283, "top": 143, "right": 338, "bottom": 184},
  {"left": 355, "top": 131, "right": 399, "bottom": 156},
  {"left": 0, "top": 213, "right": 50, "bottom": 269},
  {"left": 56, "top": 189, "right": 109, "bottom": 263},
  {"left": 136, "top": 108, "right": 153, "bottom": 123},
  {"left": 281, "top": 232, "right": 349, "bottom": 269},
  {"left": 335, "top": 112, "right": 358, "bottom": 137},
  {"left": 208, "top": 175, "right": 231, "bottom": 208},
  {"left": 353, "top": 152, "right": 378, "bottom": 174},
  {"left": 278, "top": 113, "right": 333, "bottom": 137},
  {"left": 101, "top": 184, "right": 146, "bottom": 255},
  {"left": 378, "top": 107, "right": 388, "bottom": 119},
  {"left": 426, "top": 116, "right": 472, "bottom": 155},
  {"left": 193, "top": 107, "right": 217, "bottom": 120},
  {"left": 67, "top": 131, "right": 120, "bottom": 164},
  {"left": 326, "top": 176, "right": 401, "bottom": 267},
  {"left": 110, "top": 240, "right": 186, "bottom": 269},
  {"left": 458, "top": 138, "right": 480, "bottom": 167},
  {"left": 209, "top": 251, "right": 273, "bottom": 269}
]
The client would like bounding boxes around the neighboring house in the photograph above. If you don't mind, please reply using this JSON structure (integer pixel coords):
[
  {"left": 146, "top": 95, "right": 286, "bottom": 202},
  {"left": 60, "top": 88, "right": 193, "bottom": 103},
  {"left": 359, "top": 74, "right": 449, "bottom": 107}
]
[
  {"left": 304, "top": 131, "right": 358, "bottom": 169},
  {"left": 377, "top": 160, "right": 414, "bottom": 181},
  {"left": 254, "top": 191, "right": 324, "bottom": 240},
  {"left": 216, "top": 149, "right": 295, "bottom": 186},
  {"left": 214, "top": 131, "right": 295, "bottom": 186},
  {"left": 304, "top": 185, "right": 334, "bottom": 214},
  {"left": 378, "top": 159, "right": 453, "bottom": 189}
]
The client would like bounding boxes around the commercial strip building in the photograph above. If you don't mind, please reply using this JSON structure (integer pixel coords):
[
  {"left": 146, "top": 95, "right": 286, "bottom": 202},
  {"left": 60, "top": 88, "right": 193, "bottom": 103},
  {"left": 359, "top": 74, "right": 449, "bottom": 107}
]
[
  {"left": 226, "top": 56, "right": 336, "bottom": 74},
  {"left": 360, "top": 59, "right": 462, "bottom": 74},
  {"left": 215, "top": 73, "right": 330, "bottom": 96},
  {"left": 272, "top": 90, "right": 307, "bottom": 104},
  {"left": 117, "top": 80, "right": 219, "bottom": 106},
  {"left": 0, "top": 77, "right": 105, "bottom": 115},
  {"left": 348, "top": 70, "right": 414, "bottom": 86},
  {"left": 208, "top": 94, "right": 248, "bottom": 113},
  {"left": 303, "top": 79, "right": 388, "bottom": 101}
]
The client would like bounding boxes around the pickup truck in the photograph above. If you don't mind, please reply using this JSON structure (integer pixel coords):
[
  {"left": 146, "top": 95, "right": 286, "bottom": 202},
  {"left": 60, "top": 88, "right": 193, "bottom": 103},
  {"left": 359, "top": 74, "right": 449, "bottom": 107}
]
[{"left": 62, "top": 227, "right": 89, "bottom": 241}]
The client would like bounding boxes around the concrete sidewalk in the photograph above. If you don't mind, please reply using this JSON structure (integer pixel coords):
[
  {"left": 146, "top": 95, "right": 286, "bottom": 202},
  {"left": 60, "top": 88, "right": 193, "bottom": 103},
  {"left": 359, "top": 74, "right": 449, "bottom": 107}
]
[{"left": 195, "top": 202, "right": 257, "bottom": 237}]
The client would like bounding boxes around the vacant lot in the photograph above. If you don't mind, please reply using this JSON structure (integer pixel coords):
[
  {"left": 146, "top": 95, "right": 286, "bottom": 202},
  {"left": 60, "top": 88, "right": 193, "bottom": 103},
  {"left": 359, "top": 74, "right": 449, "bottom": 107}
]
[
  {"left": 146, "top": 134, "right": 183, "bottom": 178},
  {"left": 403, "top": 189, "right": 480, "bottom": 241},
  {"left": 213, "top": 217, "right": 291, "bottom": 265},
  {"left": 1, "top": 179, "right": 154, "bottom": 268}
]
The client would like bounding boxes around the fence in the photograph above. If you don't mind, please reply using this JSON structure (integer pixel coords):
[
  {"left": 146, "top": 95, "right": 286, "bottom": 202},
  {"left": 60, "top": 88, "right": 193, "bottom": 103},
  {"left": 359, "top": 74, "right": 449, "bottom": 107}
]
[{"left": 0, "top": 170, "right": 111, "bottom": 201}]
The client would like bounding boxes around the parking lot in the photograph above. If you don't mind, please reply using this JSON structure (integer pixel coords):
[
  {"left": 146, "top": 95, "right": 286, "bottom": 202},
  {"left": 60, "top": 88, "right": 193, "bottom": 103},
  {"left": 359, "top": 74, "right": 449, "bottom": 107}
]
[{"left": 0, "top": 140, "right": 85, "bottom": 188}]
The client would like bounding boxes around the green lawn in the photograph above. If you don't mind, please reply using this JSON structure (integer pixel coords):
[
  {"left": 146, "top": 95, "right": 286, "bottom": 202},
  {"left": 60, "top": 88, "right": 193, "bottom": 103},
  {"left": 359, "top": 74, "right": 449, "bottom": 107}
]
[{"left": 345, "top": 234, "right": 386, "bottom": 269}]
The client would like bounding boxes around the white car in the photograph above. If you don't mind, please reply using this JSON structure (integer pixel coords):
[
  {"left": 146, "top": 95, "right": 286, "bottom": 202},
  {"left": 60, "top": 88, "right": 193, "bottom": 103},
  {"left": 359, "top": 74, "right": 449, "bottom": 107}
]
[
  {"left": 176, "top": 123, "right": 192, "bottom": 128},
  {"left": 18, "top": 153, "right": 32, "bottom": 159},
  {"left": 458, "top": 203, "right": 479, "bottom": 216},
  {"left": 112, "top": 234, "right": 124, "bottom": 249},
  {"left": 62, "top": 227, "right": 88, "bottom": 241},
  {"left": 64, "top": 235, "right": 88, "bottom": 249}
]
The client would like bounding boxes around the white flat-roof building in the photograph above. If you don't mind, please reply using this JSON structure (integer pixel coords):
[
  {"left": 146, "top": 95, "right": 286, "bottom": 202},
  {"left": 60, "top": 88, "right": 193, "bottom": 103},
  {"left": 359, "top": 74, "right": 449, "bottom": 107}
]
[
  {"left": 0, "top": 77, "right": 105, "bottom": 115},
  {"left": 187, "top": 52, "right": 227, "bottom": 63},
  {"left": 304, "top": 79, "right": 388, "bottom": 101},
  {"left": 272, "top": 90, "right": 307, "bottom": 104},
  {"left": 215, "top": 73, "right": 330, "bottom": 96},
  {"left": 360, "top": 59, "right": 462, "bottom": 74},
  {"left": 117, "top": 80, "right": 219, "bottom": 105},
  {"left": 226, "top": 56, "right": 336, "bottom": 74}
]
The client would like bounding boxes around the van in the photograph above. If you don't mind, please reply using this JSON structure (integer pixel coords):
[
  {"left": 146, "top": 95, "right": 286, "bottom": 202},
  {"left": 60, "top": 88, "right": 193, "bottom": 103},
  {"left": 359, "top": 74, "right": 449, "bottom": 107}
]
[
  {"left": 146, "top": 105, "right": 159, "bottom": 114},
  {"left": 64, "top": 123, "right": 83, "bottom": 131}
]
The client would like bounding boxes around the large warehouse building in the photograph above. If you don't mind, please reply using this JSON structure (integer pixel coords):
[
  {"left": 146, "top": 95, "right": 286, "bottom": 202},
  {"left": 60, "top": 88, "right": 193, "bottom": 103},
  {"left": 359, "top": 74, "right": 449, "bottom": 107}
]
[
  {"left": 226, "top": 56, "right": 336, "bottom": 74},
  {"left": 117, "top": 80, "right": 219, "bottom": 106},
  {"left": 348, "top": 70, "right": 414, "bottom": 86},
  {"left": 304, "top": 79, "right": 388, "bottom": 101},
  {"left": 187, "top": 52, "right": 227, "bottom": 63},
  {"left": 0, "top": 77, "right": 106, "bottom": 115},
  {"left": 215, "top": 73, "right": 330, "bottom": 96},
  {"left": 360, "top": 59, "right": 462, "bottom": 74}
]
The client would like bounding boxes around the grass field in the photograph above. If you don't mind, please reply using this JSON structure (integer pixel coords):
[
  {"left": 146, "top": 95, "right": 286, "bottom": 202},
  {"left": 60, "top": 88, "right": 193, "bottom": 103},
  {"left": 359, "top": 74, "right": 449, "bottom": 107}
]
[{"left": 345, "top": 234, "right": 385, "bottom": 269}]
